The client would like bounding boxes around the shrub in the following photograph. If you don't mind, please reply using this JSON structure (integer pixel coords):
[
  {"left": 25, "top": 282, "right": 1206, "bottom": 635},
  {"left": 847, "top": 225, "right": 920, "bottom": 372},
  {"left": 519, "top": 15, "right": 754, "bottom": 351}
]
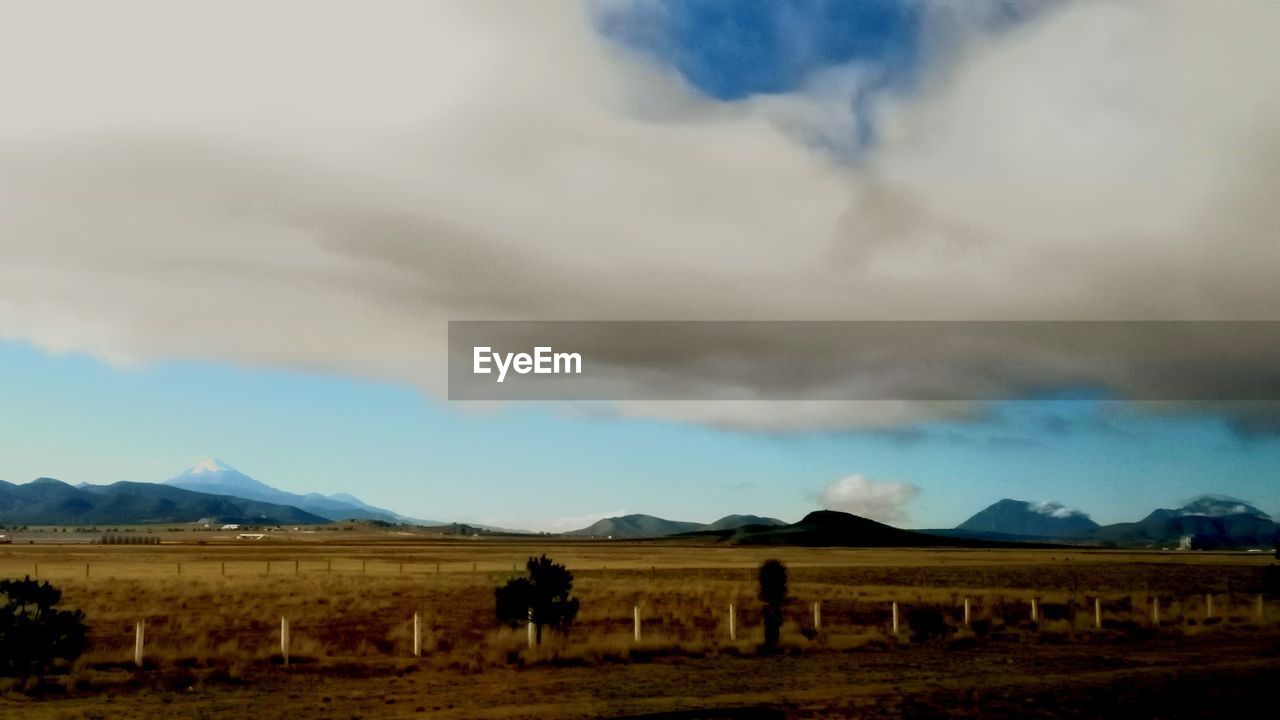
[
  {"left": 494, "top": 555, "right": 579, "bottom": 645},
  {"left": 758, "top": 559, "right": 788, "bottom": 650},
  {"left": 0, "top": 578, "right": 86, "bottom": 677},
  {"left": 906, "top": 606, "right": 951, "bottom": 644}
]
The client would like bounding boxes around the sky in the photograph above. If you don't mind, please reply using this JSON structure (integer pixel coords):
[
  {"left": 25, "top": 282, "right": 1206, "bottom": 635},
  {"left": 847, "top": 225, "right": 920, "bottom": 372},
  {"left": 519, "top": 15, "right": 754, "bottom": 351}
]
[{"left": 0, "top": 1, "right": 1278, "bottom": 530}]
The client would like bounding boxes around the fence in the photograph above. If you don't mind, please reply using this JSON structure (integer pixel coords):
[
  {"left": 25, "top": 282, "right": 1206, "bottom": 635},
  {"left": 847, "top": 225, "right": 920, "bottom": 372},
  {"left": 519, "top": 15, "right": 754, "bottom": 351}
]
[{"left": 113, "top": 591, "right": 1274, "bottom": 669}]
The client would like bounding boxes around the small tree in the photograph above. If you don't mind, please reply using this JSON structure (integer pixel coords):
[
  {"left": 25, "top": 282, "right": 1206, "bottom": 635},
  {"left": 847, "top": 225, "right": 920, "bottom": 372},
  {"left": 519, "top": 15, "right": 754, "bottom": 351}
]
[
  {"left": 758, "top": 559, "right": 788, "bottom": 650},
  {"left": 494, "top": 555, "right": 579, "bottom": 645},
  {"left": 0, "top": 578, "right": 86, "bottom": 677}
]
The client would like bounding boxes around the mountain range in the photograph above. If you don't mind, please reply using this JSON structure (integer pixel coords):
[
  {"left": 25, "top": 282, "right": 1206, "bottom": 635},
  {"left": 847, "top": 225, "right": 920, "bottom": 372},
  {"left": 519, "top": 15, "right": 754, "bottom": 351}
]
[
  {"left": 566, "top": 513, "right": 786, "bottom": 538},
  {"left": 164, "top": 459, "right": 441, "bottom": 525},
  {"left": 0, "top": 477, "right": 327, "bottom": 526},
  {"left": 0, "top": 460, "right": 1274, "bottom": 549},
  {"left": 949, "top": 496, "right": 1277, "bottom": 549}
]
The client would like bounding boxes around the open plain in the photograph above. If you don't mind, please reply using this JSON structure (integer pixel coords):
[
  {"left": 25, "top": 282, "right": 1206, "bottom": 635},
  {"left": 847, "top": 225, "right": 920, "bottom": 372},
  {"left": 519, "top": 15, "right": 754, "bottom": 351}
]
[{"left": 0, "top": 529, "right": 1277, "bottom": 719}]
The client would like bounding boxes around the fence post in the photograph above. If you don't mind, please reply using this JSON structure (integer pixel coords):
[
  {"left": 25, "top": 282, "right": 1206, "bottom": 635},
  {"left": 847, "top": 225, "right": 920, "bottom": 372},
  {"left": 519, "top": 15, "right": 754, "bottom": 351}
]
[
  {"left": 963, "top": 597, "right": 971, "bottom": 626},
  {"left": 221, "top": 562, "right": 226, "bottom": 577},
  {"left": 295, "top": 560, "right": 300, "bottom": 576},
  {"left": 281, "top": 617, "right": 290, "bottom": 667},
  {"left": 634, "top": 606, "right": 641, "bottom": 643},
  {"left": 413, "top": 612, "right": 421, "bottom": 657},
  {"left": 85, "top": 562, "right": 90, "bottom": 578},
  {"left": 527, "top": 608, "right": 535, "bottom": 649},
  {"left": 134, "top": 619, "right": 145, "bottom": 668},
  {"left": 892, "top": 601, "right": 900, "bottom": 636},
  {"left": 1030, "top": 597, "right": 1038, "bottom": 622},
  {"left": 1152, "top": 596, "right": 1160, "bottom": 626},
  {"left": 729, "top": 604, "right": 736, "bottom": 641},
  {"left": 1094, "top": 597, "right": 1102, "bottom": 629},
  {"left": 813, "top": 601, "right": 821, "bottom": 631}
]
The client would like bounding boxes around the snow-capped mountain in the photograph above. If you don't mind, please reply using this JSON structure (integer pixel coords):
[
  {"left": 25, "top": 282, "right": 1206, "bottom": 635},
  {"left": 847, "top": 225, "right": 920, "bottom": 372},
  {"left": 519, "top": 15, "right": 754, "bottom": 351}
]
[
  {"left": 956, "top": 498, "right": 1100, "bottom": 538},
  {"left": 164, "top": 459, "right": 441, "bottom": 525},
  {"left": 1173, "top": 495, "right": 1271, "bottom": 519}
]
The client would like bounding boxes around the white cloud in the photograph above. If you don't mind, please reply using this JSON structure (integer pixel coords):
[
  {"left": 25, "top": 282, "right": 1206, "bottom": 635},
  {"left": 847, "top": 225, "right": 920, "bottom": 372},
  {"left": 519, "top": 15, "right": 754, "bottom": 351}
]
[
  {"left": 1031, "top": 501, "right": 1087, "bottom": 519},
  {"left": 818, "top": 474, "right": 919, "bottom": 524},
  {"left": 0, "top": 1, "right": 1277, "bottom": 432}
]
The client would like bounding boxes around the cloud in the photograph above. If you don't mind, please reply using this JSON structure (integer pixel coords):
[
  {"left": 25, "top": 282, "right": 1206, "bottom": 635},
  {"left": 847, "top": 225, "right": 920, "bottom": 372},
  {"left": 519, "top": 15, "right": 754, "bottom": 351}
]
[
  {"left": 1031, "top": 501, "right": 1088, "bottom": 520},
  {"left": 817, "top": 473, "right": 919, "bottom": 523},
  {"left": 0, "top": 1, "right": 1278, "bottom": 432}
]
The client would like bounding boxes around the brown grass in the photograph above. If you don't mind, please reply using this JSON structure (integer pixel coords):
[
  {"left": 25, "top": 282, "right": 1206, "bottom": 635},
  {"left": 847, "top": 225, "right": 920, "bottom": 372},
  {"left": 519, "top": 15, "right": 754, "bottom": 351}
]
[{"left": 0, "top": 539, "right": 1276, "bottom": 718}]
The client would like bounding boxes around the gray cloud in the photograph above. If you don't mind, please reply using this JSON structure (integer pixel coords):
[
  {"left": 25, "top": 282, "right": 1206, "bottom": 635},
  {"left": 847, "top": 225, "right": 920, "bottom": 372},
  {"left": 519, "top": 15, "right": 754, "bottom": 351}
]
[{"left": 0, "top": 1, "right": 1278, "bottom": 432}]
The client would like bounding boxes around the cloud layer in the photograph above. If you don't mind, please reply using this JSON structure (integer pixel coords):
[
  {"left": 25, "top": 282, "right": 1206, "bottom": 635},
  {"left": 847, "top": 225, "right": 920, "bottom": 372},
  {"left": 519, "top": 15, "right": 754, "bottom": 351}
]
[
  {"left": 818, "top": 474, "right": 919, "bottom": 524},
  {"left": 1, "top": 1, "right": 1278, "bottom": 431}
]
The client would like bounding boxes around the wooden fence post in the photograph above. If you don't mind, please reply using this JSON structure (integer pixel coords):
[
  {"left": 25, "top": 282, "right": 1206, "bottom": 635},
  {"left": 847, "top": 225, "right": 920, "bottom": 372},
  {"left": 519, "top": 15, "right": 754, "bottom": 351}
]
[
  {"left": 221, "top": 562, "right": 226, "bottom": 577},
  {"left": 527, "top": 608, "right": 535, "bottom": 649},
  {"left": 134, "top": 619, "right": 145, "bottom": 668},
  {"left": 1030, "top": 597, "right": 1038, "bottom": 622},
  {"left": 728, "top": 604, "right": 736, "bottom": 641},
  {"left": 295, "top": 560, "right": 299, "bottom": 576},
  {"left": 813, "top": 601, "right": 821, "bottom": 631},
  {"left": 413, "top": 612, "right": 421, "bottom": 657},
  {"left": 281, "top": 617, "right": 290, "bottom": 667},
  {"left": 892, "top": 601, "right": 900, "bottom": 636},
  {"left": 1205, "top": 593, "right": 1213, "bottom": 619},
  {"left": 963, "top": 597, "right": 971, "bottom": 626},
  {"left": 1094, "top": 597, "right": 1102, "bottom": 629},
  {"left": 85, "top": 562, "right": 90, "bottom": 578},
  {"left": 633, "top": 606, "right": 641, "bottom": 643}
]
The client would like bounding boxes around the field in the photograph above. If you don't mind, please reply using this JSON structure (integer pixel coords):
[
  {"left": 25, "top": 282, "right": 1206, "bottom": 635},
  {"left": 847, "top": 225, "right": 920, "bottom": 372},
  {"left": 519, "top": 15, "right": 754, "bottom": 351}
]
[{"left": 0, "top": 530, "right": 1278, "bottom": 719}]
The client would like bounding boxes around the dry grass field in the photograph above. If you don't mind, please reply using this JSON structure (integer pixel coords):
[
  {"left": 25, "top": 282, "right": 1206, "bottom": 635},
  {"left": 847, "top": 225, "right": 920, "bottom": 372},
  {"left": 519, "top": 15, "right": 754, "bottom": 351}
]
[{"left": 0, "top": 532, "right": 1277, "bottom": 719}]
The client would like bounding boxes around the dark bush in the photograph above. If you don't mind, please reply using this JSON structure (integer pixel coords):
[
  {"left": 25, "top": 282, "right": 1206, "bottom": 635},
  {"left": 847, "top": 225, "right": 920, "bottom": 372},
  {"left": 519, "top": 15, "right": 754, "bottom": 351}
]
[
  {"left": 0, "top": 578, "right": 86, "bottom": 677},
  {"left": 906, "top": 606, "right": 951, "bottom": 644},
  {"left": 494, "top": 555, "right": 579, "bottom": 645},
  {"left": 758, "top": 559, "right": 788, "bottom": 650}
]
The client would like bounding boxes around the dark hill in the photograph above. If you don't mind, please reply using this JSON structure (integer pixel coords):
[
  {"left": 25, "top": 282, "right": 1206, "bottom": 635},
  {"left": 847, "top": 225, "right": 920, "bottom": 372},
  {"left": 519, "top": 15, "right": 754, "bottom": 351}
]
[
  {"left": 720, "top": 510, "right": 1038, "bottom": 548},
  {"left": 0, "top": 478, "right": 328, "bottom": 525}
]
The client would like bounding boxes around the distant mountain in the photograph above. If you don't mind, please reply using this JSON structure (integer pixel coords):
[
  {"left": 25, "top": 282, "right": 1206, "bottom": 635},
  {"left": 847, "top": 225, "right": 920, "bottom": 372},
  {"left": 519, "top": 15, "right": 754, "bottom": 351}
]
[
  {"left": 565, "top": 513, "right": 788, "bottom": 538},
  {"left": 0, "top": 477, "right": 327, "bottom": 525},
  {"left": 164, "top": 460, "right": 441, "bottom": 525},
  {"left": 720, "top": 511, "right": 1030, "bottom": 548},
  {"left": 1094, "top": 496, "right": 1277, "bottom": 549},
  {"left": 1173, "top": 495, "right": 1270, "bottom": 519},
  {"left": 957, "top": 499, "right": 1100, "bottom": 538},
  {"left": 566, "top": 514, "right": 704, "bottom": 538},
  {"left": 703, "top": 514, "right": 787, "bottom": 531}
]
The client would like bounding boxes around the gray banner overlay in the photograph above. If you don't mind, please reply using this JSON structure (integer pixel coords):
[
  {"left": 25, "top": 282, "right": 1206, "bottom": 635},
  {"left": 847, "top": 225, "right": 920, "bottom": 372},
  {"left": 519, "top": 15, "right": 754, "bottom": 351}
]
[{"left": 447, "top": 321, "right": 1280, "bottom": 401}]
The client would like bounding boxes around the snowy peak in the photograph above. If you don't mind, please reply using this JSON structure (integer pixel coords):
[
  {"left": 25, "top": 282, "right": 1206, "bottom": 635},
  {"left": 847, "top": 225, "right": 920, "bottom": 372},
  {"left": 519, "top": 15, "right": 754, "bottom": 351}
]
[
  {"left": 957, "top": 498, "right": 1100, "bottom": 538},
  {"left": 1030, "top": 501, "right": 1088, "bottom": 519},
  {"left": 187, "top": 458, "right": 236, "bottom": 475},
  {"left": 166, "top": 459, "right": 273, "bottom": 492},
  {"left": 1173, "top": 495, "right": 1271, "bottom": 520}
]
